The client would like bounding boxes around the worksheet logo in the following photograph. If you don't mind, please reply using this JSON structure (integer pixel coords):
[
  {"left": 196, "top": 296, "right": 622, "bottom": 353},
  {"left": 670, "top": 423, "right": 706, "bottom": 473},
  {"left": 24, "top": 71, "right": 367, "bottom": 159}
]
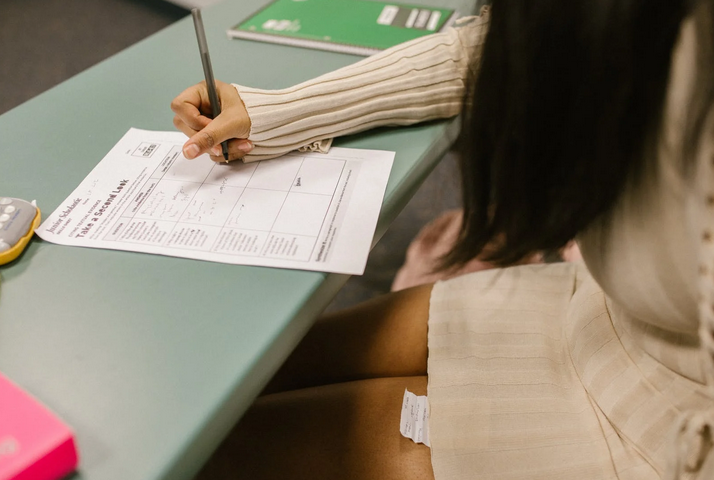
[{"left": 132, "top": 142, "right": 159, "bottom": 158}]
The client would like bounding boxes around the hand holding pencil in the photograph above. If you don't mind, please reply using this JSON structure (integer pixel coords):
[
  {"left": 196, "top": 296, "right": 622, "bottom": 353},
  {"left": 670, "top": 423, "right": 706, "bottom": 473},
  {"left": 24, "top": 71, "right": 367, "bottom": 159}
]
[
  {"left": 171, "top": 9, "right": 253, "bottom": 163},
  {"left": 171, "top": 79, "right": 253, "bottom": 162}
]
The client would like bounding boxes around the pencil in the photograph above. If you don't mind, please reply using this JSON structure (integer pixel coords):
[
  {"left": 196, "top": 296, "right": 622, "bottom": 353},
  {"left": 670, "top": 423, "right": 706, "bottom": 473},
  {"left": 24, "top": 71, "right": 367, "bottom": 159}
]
[{"left": 191, "top": 8, "right": 230, "bottom": 161}]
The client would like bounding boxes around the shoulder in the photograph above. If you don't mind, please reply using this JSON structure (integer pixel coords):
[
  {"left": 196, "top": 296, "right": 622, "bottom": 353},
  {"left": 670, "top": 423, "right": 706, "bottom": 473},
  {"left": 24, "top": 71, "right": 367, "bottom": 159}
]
[
  {"left": 433, "top": 261, "right": 583, "bottom": 299},
  {"left": 430, "top": 262, "right": 591, "bottom": 328}
]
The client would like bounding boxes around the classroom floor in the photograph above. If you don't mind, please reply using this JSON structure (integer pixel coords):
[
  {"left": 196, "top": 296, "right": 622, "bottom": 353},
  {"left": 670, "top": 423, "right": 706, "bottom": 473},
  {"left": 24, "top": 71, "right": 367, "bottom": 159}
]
[{"left": 0, "top": 0, "right": 461, "bottom": 311}]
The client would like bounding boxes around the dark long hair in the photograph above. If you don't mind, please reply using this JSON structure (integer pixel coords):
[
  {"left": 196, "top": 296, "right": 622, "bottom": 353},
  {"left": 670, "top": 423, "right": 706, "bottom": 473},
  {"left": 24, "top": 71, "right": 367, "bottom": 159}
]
[{"left": 443, "top": 0, "right": 714, "bottom": 268}]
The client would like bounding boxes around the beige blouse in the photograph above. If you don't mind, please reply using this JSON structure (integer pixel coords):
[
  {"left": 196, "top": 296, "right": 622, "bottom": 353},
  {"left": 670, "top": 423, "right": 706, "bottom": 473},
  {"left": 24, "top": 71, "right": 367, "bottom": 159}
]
[{"left": 234, "top": 8, "right": 714, "bottom": 479}]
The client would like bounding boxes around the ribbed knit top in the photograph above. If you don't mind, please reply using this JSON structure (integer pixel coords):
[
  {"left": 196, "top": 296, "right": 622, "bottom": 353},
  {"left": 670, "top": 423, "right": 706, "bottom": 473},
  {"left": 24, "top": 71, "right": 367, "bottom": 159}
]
[{"left": 232, "top": 12, "right": 489, "bottom": 162}]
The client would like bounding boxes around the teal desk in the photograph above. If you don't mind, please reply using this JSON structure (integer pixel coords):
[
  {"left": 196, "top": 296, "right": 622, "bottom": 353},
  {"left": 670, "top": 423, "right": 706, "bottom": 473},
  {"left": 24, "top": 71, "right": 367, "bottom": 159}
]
[{"left": 0, "top": 1, "right": 477, "bottom": 478}]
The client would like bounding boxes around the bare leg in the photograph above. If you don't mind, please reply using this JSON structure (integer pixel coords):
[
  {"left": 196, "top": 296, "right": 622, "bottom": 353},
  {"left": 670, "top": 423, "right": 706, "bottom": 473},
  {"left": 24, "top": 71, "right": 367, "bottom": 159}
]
[
  {"left": 195, "top": 376, "right": 433, "bottom": 480},
  {"left": 262, "top": 283, "right": 433, "bottom": 394}
]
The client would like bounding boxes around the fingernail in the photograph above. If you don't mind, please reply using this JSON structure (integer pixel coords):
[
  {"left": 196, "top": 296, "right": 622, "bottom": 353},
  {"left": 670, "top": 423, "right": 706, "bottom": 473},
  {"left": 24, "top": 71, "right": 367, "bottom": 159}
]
[
  {"left": 238, "top": 141, "right": 253, "bottom": 153},
  {"left": 183, "top": 143, "right": 200, "bottom": 159},
  {"left": 211, "top": 146, "right": 222, "bottom": 156}
]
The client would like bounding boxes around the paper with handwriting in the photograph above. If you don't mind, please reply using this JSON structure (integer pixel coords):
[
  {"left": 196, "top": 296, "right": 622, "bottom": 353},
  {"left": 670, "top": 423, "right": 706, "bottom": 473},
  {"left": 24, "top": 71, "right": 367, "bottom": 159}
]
[{"left": 36, "top": 128, "right": 394, "bottom": 274}]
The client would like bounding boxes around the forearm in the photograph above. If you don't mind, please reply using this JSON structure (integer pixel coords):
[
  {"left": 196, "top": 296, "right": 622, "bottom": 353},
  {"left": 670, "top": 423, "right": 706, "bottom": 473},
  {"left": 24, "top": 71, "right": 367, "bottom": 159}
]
[{"left": 234, "top": 11, "right": 489, "bottom": 162}]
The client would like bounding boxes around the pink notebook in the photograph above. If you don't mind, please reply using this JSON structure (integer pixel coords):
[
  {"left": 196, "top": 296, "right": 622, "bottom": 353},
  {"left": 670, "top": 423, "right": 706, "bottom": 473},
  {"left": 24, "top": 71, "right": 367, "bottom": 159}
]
[{"left": 0, "top": 373, "right": 78, "bottom": 480}]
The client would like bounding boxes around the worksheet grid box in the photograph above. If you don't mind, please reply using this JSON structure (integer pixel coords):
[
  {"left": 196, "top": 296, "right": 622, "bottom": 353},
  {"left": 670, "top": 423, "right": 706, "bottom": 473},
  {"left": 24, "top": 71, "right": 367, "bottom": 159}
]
[{"left": 114, "top": 154, "right": 346, "bottom": 261}]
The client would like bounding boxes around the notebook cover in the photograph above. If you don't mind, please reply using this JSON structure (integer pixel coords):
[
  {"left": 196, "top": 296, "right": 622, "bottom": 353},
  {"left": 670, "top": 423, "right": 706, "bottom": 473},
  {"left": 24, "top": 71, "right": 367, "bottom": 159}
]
[
  {"left": 0, "top": 373, "right": 79, "bottom": 480},
  {"left": 228, "top": 0, "right": 457, "bottom": 56}
]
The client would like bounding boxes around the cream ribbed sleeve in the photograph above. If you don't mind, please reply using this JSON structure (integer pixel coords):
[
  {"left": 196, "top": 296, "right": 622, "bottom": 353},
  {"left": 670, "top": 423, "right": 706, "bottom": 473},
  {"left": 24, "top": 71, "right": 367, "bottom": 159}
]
[{"left": 232, "top": 11, "right": 489, "bottom": 162}]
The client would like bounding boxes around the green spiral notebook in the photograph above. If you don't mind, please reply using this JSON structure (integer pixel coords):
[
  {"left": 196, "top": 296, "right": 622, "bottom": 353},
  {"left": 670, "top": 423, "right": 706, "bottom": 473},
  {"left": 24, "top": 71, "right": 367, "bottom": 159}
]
[{"left": 227, "top": 0, "right": 459, "bottom": 56}]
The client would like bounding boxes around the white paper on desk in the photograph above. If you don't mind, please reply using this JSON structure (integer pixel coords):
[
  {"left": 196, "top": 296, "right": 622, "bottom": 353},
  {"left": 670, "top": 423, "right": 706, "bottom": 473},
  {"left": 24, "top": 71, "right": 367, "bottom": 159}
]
[{"left": 36, "top": 128, "right": 394, "bottom": 275}]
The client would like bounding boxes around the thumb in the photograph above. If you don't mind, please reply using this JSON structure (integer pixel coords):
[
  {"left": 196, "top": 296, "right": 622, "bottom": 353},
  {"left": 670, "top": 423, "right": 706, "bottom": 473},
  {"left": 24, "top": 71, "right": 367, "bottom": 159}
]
[{"left": 182, "top": 115, "right": 233, "bottom": 159}]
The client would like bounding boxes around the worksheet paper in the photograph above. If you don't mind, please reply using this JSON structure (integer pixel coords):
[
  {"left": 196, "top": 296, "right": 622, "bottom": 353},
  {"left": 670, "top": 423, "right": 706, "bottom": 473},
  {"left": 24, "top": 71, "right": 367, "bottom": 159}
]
[{"left": 36, "top": 128, "right": 394, "bottom": 275}]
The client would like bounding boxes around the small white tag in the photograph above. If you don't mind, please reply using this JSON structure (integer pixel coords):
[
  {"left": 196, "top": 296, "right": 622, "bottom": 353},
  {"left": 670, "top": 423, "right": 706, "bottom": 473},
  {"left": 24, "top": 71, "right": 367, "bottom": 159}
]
[{"left": 399, "top": 389, "right": 430, "bottom": 447}]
